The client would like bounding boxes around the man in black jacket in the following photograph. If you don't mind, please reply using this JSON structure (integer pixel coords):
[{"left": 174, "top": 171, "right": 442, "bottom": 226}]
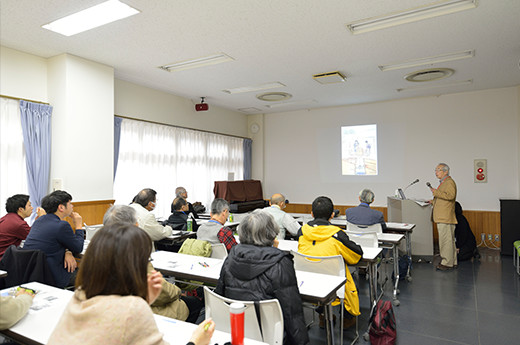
[{"left": 216, "top": 210, "right": 309, "bottom": 345}]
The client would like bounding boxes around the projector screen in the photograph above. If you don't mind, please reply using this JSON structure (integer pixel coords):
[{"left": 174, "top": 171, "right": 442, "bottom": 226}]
[{"left": 341, "top": 124, "right": 378, "bottom": 175}]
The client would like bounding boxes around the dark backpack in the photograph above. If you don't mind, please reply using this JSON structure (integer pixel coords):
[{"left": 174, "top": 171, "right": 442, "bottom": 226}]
[{"left": 369, "top": 300, "right": 397, "bottom": 345}]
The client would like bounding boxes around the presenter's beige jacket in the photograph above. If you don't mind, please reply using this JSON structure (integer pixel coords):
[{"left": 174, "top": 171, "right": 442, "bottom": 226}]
[{"left": 432, "top": 176, "right": 457, "bottom": 224}]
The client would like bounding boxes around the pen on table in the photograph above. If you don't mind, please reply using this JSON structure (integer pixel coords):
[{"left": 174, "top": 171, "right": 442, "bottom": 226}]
[
  {"left": 198, "top": 262, "right": 205, "bottom": 267},
  {"left": 299, "top": 281, "right": 304, "bottom": 288},
  {"left": 190, "top": 264, "right": 193, "bottom": 270},
  {"left": 204, "top": 261, "right": 209, "bottom": 267}
]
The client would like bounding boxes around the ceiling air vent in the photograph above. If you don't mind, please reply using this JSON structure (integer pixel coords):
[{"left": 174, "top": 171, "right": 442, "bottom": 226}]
[
  {"left": 404, "top": 68, "right": 454, "bottom": 82},
  {"left": 313, "top": 71, "right": 347, "bottom": 84}
]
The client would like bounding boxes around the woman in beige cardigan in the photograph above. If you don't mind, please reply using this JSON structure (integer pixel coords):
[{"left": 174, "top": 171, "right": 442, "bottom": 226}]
[{"left": 48, "top": 223, "right": 214, "bottom": 345}]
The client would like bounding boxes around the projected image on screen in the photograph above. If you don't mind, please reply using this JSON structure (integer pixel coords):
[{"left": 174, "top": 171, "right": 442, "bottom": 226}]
[{"left": 341, "top": 124, "right": 378, "bottom": 175}]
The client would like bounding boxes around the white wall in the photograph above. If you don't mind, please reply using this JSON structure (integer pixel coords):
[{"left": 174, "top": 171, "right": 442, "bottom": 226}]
[
  {"left": 0, "top": 46, "right": 48, "bottom": 102},
  {"left": 114, "top": 79, "right": 248, "bottom": 138},
  {"left": 261, "top": 87, "right": 520, "bottom": 211}
]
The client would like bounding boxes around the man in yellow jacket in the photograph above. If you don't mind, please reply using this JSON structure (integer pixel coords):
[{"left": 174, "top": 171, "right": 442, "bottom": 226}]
[
  {"left": 298, "top": 196, "right": 363, "bottom": 329},
  {"left": 430, "top": 163, "right": 458, "bottom": 271}
]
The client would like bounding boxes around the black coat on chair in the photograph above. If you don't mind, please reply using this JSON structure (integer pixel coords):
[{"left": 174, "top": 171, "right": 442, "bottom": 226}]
[{"left": 0, "top": 245, "right": 56, "bottom": 288}]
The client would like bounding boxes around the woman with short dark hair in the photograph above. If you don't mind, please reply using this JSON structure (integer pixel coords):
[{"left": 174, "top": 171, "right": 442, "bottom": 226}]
[{"left": 48, "top": 223, "right": 215, "bottom": 345}]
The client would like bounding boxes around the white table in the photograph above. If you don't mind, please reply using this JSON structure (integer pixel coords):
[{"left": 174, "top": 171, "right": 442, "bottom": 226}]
[
  {"left": 0, "top": 282, "right": 266, "bottom": 345},
  {"left": 154, "top": 314, "right": 267, "bottom": 345},
  {"left": 377, "top": 233, "right": 405, "bottom": 305},
  {"left": 0, "top": 282, "right": 73, "bottom": 345},
  {"left": 151, "top": 251, "right": 223, "bottom": 284},
  {"left": 0, "top": 270, "right": 7, "bottom": 278}
]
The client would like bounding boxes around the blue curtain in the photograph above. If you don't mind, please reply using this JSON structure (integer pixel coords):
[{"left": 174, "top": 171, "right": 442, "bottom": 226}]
[
  {"left": 243, "top": 138, "right": 252, "bottom": 180},
  {"left": 114, "top": 117, "right": 123, "bottom": 179},
  {"left": 19, "top": 100, "right": 52, "bottom": 209}
]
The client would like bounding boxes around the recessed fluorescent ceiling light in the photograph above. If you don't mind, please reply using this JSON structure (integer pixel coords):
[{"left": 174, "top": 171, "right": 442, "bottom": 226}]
[
  {"left": 266, "top": 100, "right": 317, "bottom": 108},
  {"left": 397, "top": 79, "right": 472, "bottom": 92},
  {"left": 42, "top": 0, "right": 140, "bottom": 36},
  {"left": 379, "top": 50, "right": 475, "bottom": 72},
  {"left": 223, "top": 82, "right": 286, "bottom": 94},
  {"left": 159, "top": 53, "right": 234, "bottom": 72},
  {"left": 346, "top": 0, "right": 478, "bottom": 34}
]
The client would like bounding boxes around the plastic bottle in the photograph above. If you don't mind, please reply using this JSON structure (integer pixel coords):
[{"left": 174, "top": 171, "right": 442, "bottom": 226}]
[
  {"left": 230, "top": 302, "right": 245, "bottom": 345},
  {"left": 187, "top": 213, "right": 193, "bottom": 231}
]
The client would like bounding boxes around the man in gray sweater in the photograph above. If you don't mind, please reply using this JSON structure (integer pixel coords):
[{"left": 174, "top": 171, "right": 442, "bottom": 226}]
[{"left": 196, "top": 198, "right": 237, "bottom": 251}]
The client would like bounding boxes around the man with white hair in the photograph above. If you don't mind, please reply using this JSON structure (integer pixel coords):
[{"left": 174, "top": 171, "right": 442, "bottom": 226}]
[
  {"left": 197, "top": 198, "right": 237, "bottom": 251},
  {"left": 345, "top": 188, "right": 387, "bottom": 230},
  {"left": 172, "top": 186, "right": 199, "bottom": 218},
  {"left": 262, "top": 193, "right": 300, "bottom": 239},
  {"left": 429, "top": 163, "right": 457, "bottom": 271}
]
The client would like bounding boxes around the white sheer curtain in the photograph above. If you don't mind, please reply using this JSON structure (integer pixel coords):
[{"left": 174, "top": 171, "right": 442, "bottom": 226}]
[
  {"left": 0, "top": 97, "right": 28, "bottom": 217},
  {"left": 113, "top": 118, "right": 244, "bottom": 218}
]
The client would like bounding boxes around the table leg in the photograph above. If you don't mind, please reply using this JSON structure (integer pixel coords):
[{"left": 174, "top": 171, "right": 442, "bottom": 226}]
[
  {"left": 392, "top": 243, "right": 400, "bottom": 306},
  {"left": 405, "top": 232, "right": 412, "bottom": 281},
  {"left": 325, "top": 302, "right": 335, "bottom": 345}
]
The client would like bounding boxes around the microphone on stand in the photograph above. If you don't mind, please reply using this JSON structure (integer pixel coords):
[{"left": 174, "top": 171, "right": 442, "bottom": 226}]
[
  {"left": 403, "top": 179, "right": 420, "bottom": 191},
  {"left": 426, "top": 182, "right": 432, "bottom": 188}
]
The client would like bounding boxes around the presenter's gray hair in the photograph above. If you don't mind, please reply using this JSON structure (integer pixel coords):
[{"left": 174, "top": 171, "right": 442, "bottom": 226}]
[
  {"left": 359, "top": 189, "right": 375, "bottom": 204},
  {"left": 238, "top": 209, "right": 279, "bottom": 246},
  {"left": 437, "top": 163, "right": 450, "bottom": 174},
  {"left": 210, "top": 198, "right": 229, "bottom": 215},
  {"left": 103, "top": 205, "right": 137, "bottom": 226}
]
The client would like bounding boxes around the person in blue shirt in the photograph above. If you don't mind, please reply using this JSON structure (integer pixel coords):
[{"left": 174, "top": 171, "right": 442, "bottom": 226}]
[
  {"left": 24, "top": 190, "right": 84, "bottom": 288},
  {"left": 346, "top": 189, "right": 387, "bottom": 230}
]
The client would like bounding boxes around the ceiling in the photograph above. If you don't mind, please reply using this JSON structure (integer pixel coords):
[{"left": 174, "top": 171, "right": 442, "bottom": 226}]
[{"left": 1, "top": 0, "right": 520, "bottom": 114}]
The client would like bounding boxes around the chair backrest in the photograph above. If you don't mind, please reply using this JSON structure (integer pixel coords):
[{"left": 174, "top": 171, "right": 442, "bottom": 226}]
[
  {"left": 85, "top": 224, "right": 103, "bottom": 241},
  {"left": 210, "top": 243, "right": 228, "bottom": 259},
  {"left": 291, "top": 251, "right": 345, "bottom": 298},
  {"left": 0, "top": 245, "right": 56, "bottom": 288},
  {"left": 345, "top": 229, "right": 379, "bottom": 248},
  {"left": 346, "top": 222, "right": 383, "bottom": 234},
  {"left": 204, "top": 286, "right": 284, "bottom": 345}
]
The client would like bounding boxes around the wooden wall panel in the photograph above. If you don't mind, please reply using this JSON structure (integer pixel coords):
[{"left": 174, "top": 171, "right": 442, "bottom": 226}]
[
  {"left": 285, "top": 203, "right": 499, "bottom": 246},
  {"left": 65, "top": 199, "right": 115, "bottom": 229}
]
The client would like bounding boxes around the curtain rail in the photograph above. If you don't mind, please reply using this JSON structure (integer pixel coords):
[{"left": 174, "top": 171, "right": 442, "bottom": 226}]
[
  {"left": 0, "top": 94, "right": 50, "bottom": 105},
  {"left": 115, "top": 114, "right": 251, "bottom": 140}
]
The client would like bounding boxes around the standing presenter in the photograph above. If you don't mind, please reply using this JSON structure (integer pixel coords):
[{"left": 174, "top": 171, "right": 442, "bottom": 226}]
[{"left": 429, "top": 163, "right": 458, "bottom": 271}]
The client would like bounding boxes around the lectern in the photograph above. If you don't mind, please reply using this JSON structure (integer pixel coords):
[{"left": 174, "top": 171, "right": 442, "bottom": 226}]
[{"left": 387, "top": 197, "right": 433, "bottom": 260}]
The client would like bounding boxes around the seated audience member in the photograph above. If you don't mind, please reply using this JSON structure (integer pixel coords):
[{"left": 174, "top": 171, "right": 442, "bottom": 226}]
[
  {"left": 345, "top": 188, "right": 387, "bottom": 230},
  {"left": 47, "top": 223, "right": 215, "bottom": 345},
  {"left": 262, "top": 193, "right": 300, "bottom": 239},
  {"left": 454, "top": 202, "right": 479, "bottom": 261},
  {"left": 165, "top": 197, "right": 199, "bottom": 232},
  {"left": 298, "top": 196, "right": 363, "bottom": 329},
  {"left": 196, "top": 198, "right": 237, "bottom": 251},
  {"left": 23, "top": 191, "right": 84, "bottom": 288},
  {"left": 172, "top": 187, "right": 199, "bottom": 219},
  {"left": 0, "top": 194, "right": 45, "bottom": 259},
  {"left": 216, "top": 210, "right": 309, "bottom": 345},
  {"left": 130, "top": 188, "right": 173, "bottom": 246},
  {"left": 0, "top": 288, "right": 35, "bottom": 330},
  {"left": 103, "top": 205, "right": 202, "bottom": 323}
]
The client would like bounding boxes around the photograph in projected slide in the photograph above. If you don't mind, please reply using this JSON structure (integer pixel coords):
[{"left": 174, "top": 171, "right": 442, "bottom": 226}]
[{"left": 341, "top": 124, "right": 378, "bottom": 175}]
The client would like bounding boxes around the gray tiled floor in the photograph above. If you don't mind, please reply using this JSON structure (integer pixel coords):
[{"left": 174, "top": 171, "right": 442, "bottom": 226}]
[{"left": 308, "top": 248, "right": 520, "bottom": 345}]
